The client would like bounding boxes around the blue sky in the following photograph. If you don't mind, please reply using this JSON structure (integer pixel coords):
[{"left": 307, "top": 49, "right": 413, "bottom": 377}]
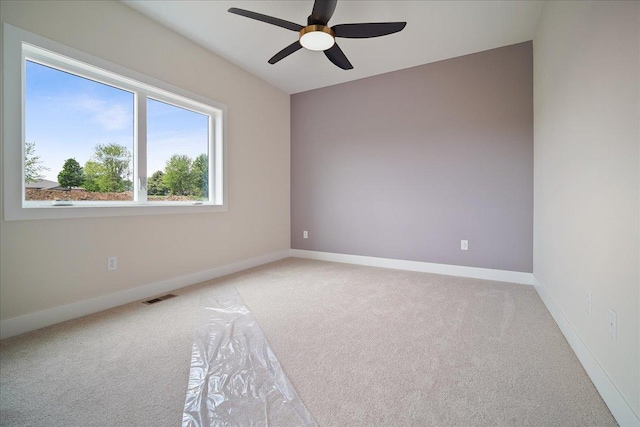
[{"left": 25, "top": 60, "right": 208, "bottom": 182}]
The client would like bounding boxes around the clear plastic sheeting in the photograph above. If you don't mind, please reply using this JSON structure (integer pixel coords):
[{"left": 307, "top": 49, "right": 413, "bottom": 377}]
[{"left": 183, "top": 287, "right": 316, "bottom": 427}]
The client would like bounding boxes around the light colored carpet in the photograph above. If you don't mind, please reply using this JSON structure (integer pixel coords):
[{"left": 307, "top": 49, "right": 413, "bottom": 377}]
[{"left": 0, "top": 258, "right": 616, "bottom": 426}]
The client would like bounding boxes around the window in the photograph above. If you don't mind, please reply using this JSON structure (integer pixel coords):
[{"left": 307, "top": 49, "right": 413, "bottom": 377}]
[
  {"left": 3, "top": 24, "right": 227, "bottom": 220},
  {"left": 25, "top": 60, "right": 135, "bottom": 202},
  {"left": 146, "top": 98, "right": 210, "bottom": 203}
]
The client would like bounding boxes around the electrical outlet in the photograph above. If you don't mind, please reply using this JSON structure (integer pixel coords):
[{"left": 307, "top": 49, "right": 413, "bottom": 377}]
[
  {"left": 303, "top": 230, "right": 308, "bottom": 239},
  {"left": 107, "top": 256, "right": 118, "bottom": 271},
  {"left": 608, "top": 309, "right": 617, "bottom": 340},
  {"left": 585, "top": 291, "right": 592, "bottom": 315},
  {"left": 461, "top": 240, "right": 469, "bottom": 251}
]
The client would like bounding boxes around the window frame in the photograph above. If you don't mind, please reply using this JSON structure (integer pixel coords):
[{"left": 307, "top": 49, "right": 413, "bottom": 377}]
[{"left": 2, "top": 23, "right": 228, "bottom": 221}]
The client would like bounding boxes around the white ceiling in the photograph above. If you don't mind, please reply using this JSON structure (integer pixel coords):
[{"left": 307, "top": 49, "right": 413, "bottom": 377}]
[{"left": 122, "top": 1, "right": 544, "bottom": 94}]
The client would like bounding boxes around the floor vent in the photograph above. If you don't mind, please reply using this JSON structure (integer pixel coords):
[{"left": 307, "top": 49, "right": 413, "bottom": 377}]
[{"left": 143, "top": 294, "right": 177, "bottom": 305}]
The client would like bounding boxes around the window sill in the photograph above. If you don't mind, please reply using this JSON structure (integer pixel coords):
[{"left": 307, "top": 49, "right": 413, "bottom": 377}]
[{"left": 5, "top": 202, "right": 228, "bottom": 221}]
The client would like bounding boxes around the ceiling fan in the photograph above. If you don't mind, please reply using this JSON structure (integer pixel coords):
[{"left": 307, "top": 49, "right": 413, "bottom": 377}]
[{"left": 228, "top": 0, "right": 406, "bottom": 70}]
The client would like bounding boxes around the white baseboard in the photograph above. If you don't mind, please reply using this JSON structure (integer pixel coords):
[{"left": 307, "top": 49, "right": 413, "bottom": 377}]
[
  {"left": 289, "top": 249, "right": 533, "bottom": 285},
  {"left": 533, "top": 276, "right": 640, "bottom": 427},
  {"left": 0, "top": 250, "right": 290, "bottom": 340}
]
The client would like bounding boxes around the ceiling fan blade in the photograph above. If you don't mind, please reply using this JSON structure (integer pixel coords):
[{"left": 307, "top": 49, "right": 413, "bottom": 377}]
[
  {"left": 333, "top": 22, "right": 407, "bottom": 38},
  {"left": 228, "top": 8, "right": 303, "bottom": 32},
  {"left": 268, "top": 41, "right": 303, "bottom": 64},
  {"left": 310, "top": 0, "right": 338, "bottom": 24},
  {"left": 324, "top": 43, "right": 353, "bottom": 70}
]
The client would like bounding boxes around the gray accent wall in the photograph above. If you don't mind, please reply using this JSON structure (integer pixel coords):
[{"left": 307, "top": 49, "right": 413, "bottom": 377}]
[{"left": 291, "top": 42, "right": 533, "bottom": 272}]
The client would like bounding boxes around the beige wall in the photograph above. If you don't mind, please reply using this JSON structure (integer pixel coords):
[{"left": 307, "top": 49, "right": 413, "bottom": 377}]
[
  {"left": 0, "top": 1, "right": 290, "bottom": 320},
  {"left": 534, "top": 1, "right": 639, "bottom": 416}
]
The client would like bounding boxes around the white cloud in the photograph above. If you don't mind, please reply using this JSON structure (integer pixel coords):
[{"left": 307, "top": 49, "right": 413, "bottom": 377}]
[{"left": 72, "top": 95, "right": 132, "bottom": 131}]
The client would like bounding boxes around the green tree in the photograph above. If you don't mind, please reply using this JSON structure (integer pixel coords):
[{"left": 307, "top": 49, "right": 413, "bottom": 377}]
[
  {"left": 84, "top": 143, "right": 132, "bottom": 192},
  {"left": 190, "top": 154, "right": 208, "bottom": 198},
  {"left": 163, "top": 154, "right": 193, "bottom": 195},
  {"left": 82, "top": 160, "right": 102, "bottom": 192},
  {"left": 94, "top": 143, "right": 131, "bottom": 192},
  {"left": 147, "top": 170, "right": 168, "bottom": 196},
  {"left": 57, "top": 158, "right": 84, "bottom": 189},
  {"left": 24, "top": 141, "right": 49, "bottom": 183}
]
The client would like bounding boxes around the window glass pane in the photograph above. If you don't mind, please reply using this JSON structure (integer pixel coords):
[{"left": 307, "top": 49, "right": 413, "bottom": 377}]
[
  {"left": 147, "top": 98, "right": 209, "bottom": 202},
  {"left": 24, "top": 60, "right": 134, "bottom": 202}
]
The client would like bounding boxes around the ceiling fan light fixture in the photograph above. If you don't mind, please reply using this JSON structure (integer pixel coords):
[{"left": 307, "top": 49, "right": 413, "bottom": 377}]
[{"left": 299, "top": 25, "right": 335, "bottom": 51}]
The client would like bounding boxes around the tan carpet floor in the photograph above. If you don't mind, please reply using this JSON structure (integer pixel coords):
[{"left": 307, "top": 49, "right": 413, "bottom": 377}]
[{"left": 0, "top": 258, "right": 616, "bottom": 426}]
